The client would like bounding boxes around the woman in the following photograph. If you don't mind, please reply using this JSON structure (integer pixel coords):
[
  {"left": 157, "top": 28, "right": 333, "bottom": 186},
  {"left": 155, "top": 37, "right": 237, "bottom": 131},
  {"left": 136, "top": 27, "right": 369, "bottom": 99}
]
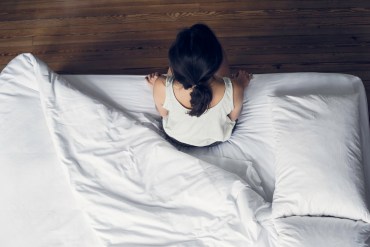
[{"left": 146, "top": 23, "right": 252, "bottom": 147}]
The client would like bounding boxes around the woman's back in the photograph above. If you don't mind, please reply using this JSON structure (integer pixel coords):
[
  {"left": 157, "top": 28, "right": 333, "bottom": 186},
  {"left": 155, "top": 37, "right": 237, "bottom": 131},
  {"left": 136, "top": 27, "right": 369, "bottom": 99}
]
[
  {"left": 146, "top": 23, "right": 251, "bottom": 147},
  {"left": 161, "top": 75, "right": 235, "bottom": 147}
]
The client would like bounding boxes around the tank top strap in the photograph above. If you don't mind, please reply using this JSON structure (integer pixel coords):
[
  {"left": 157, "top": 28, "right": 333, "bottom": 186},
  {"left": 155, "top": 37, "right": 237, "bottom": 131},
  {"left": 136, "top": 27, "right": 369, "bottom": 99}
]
[
  {"left": 163, "top": 75, "right": 175, "bottom": 110},
  {"left": 165, "top": 75, "right": 174, "bottom": 87}
]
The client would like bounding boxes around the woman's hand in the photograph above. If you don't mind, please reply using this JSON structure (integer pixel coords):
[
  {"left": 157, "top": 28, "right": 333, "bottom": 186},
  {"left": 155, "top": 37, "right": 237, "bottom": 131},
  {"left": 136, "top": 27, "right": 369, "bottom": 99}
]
[
  {"left": 145, "top": 72, "right": 161, "bottom": 88},
  {"left": 232, "top": 70, "right": 253, "bottom": 88}
]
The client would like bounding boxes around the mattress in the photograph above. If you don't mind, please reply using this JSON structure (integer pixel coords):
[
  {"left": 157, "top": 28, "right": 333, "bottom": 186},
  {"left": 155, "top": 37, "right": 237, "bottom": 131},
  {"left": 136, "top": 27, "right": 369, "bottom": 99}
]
[{"left": 1, "top": 53, "right": 369, "bottom": 246}]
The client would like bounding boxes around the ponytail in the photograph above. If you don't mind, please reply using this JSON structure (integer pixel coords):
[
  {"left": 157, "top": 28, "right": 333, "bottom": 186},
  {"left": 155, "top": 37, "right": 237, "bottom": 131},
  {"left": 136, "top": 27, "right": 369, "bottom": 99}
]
[
  {"left": 168, "top": 23, "right": 223, "bottom": 117},
  {"left": 189, "top": 83, "right": 212, "bottom": 117}
]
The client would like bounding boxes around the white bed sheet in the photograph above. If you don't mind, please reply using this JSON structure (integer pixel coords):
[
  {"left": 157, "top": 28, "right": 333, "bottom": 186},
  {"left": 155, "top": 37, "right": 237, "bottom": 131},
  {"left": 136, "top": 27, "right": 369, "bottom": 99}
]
[
  {"left": 1, "top": 53, "right": 370, "bottom": 246},
  {"left": 63, "top": 70, "right": 370, "bottom": 204}
]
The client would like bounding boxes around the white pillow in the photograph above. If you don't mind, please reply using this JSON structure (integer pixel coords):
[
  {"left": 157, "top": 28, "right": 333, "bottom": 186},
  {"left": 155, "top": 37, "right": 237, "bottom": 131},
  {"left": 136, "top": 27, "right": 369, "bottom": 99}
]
[
  {"left": 274, "top": 216, "right": 370, "bottom": 247},
  {"left": 271, "top": 93, "right": 369, "bottom": 222}
]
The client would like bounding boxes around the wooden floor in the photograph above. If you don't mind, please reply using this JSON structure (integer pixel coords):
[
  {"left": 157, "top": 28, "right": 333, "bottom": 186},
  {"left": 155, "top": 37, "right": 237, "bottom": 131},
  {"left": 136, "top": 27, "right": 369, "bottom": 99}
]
[{"left": 1, "top": 0, "right": 370, "bottom": 112}]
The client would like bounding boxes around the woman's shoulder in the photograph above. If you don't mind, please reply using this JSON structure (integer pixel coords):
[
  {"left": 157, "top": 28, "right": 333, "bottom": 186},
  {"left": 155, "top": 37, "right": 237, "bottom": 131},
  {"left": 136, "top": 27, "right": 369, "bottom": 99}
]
[
  {"left": 209, "top": 76, "right": 225, "bottom": 89},
  {"left": 207, "top": 77, "right": 226, "bottom": 108},
  {"left": 211, "top": 76, "right": 233, "bottom": 92}
]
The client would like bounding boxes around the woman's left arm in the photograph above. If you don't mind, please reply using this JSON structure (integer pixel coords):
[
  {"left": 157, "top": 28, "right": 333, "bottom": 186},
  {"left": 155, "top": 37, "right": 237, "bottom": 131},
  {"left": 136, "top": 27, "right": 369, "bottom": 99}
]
[
  {"left": 146, "top": 73, "right": 168, "bottom": 117},
  {"left": 153, "top": 76, "right": 169, "bottom": 117}
]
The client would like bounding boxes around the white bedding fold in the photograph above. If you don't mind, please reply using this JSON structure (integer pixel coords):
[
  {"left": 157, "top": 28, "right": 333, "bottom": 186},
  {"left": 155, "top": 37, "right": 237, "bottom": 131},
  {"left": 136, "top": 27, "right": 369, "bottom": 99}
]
[{"left": 0, "top": 55, "right": 102, "bottom": 247}]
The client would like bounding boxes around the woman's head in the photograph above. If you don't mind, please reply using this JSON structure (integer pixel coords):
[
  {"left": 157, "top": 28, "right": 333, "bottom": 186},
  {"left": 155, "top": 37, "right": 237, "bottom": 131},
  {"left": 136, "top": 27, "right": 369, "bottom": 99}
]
[{"left": 168, "top": 23, "right": 223, "bottom": 117}]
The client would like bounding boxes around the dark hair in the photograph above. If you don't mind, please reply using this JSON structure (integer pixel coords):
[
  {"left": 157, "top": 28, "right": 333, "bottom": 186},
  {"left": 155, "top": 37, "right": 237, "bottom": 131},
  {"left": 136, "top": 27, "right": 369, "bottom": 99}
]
[{"left": 168, "top": 23, "right": 223, "bottom": 117}]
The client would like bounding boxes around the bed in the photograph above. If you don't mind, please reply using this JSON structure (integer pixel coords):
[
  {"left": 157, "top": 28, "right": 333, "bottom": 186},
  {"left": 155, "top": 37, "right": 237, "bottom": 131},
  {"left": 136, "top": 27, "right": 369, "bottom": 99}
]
[{"left": 1, "top": 53, "right": 369, "bottom": 246}]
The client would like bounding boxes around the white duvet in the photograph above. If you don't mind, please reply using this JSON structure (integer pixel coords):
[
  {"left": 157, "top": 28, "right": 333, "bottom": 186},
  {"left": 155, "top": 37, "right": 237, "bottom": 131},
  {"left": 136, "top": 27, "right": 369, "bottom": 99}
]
[{"left": 1, "top": 53, "right": 370, "bottom": 246}]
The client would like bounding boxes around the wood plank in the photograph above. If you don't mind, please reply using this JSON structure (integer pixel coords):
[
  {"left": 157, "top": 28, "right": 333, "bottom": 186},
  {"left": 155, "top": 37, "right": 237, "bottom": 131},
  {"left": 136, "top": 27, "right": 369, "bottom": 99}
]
[
  {"left": 2, "top": 6, "right": 370, "bottom": 23},
  {"left": 2, "top": 0, "right": 370, "bottom": 11},
  {"left": 2, "top": 9, "right": 370, "bottom": 31}
]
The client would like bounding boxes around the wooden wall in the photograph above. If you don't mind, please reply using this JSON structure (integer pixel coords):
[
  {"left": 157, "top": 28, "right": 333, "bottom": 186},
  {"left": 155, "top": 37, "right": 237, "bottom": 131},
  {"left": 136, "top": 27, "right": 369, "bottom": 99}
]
[{"left": 1, "top": 0, "right": 370, "bottom": 112}]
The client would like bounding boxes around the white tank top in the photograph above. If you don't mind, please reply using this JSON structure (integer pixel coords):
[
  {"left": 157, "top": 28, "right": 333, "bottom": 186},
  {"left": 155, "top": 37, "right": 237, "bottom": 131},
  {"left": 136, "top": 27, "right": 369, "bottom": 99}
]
[{"left": 162, "top": 76, "right": 236, "bottom": 146}]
